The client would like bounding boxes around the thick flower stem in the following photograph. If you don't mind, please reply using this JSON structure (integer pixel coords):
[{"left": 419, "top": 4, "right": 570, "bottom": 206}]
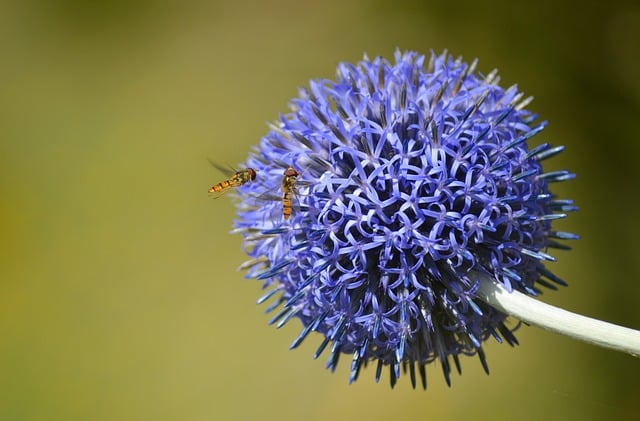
[{"left": 474, "top": 273, "right": 640, "bottom": 357}]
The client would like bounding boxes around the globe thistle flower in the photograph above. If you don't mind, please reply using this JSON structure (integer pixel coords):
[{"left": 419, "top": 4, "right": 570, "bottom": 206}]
[{"left": 230, "top": 50, "right": 637, "bottom": 388}]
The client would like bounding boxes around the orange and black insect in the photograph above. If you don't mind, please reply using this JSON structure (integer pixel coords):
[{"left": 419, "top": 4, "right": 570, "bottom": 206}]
[
  {"left": 208, "top": 160, "right": 257, "bottom": 196},
  {"left": 281, "top": 166, "right": 300, "bottom": 220}
]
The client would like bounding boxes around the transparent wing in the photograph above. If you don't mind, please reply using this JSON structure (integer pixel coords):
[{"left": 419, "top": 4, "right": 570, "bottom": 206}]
[{"left": 207, "top": 158, "right": 237, "bottom": 175}]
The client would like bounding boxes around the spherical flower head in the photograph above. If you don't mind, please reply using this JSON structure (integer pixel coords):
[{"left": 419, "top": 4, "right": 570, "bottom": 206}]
[{"left": 233, "top": 50, "right": 577, "bottom": 388}]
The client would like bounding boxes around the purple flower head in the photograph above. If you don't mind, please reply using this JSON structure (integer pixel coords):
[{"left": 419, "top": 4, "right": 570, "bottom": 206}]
[{"left": 233, "top": 51, "right": 577, "bottom": 388}]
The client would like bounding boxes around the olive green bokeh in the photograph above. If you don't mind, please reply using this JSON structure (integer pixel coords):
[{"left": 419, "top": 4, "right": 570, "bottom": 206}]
[{"left": 1, "top": 1, "right": 639, "bottom": 420}]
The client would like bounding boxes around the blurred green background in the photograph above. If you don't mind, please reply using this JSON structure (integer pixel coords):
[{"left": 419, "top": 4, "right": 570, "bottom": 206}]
[{"left": 1, "top": 0, "right": 639, "bottom": 419}]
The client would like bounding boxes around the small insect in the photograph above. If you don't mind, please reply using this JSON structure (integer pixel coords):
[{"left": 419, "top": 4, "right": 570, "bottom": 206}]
[
  {"left": 208, "top": 160, "right": 257, "bottom": 196},
  {"left": 281, "top": 166, "right": 301, "bottom": 220}
]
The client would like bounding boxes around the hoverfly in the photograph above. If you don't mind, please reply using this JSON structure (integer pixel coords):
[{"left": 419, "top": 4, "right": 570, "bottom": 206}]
[
  {"left": 281, "top": 166, "right": 300, "bottom": 220},
  {"left": 281, "top": 165, "right": 311, "bottom": 220},
  {"left": 207, "top": 160, "right": 257, "bottom": 196}
]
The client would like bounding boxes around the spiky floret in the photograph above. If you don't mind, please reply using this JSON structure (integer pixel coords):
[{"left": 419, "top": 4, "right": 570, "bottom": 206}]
[{"left": 233, "top": 50, "right": 577, "bottom": 388}]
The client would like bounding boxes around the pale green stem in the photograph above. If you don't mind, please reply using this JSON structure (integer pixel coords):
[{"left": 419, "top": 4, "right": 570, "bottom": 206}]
[{"left": 472, "top": 272, "right": 640, "bottom": 358}]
